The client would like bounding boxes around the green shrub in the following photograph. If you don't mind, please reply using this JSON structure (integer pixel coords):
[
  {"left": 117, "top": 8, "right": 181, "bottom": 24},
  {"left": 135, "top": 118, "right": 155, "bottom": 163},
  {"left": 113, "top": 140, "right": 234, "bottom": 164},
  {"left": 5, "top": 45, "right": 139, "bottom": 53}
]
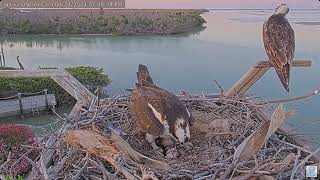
[
  {"left": 0, "top": 66, "right": 111, "bottom": 105},
  {"left": 0, "top": 10, "right": 206, "bottom": 35}
]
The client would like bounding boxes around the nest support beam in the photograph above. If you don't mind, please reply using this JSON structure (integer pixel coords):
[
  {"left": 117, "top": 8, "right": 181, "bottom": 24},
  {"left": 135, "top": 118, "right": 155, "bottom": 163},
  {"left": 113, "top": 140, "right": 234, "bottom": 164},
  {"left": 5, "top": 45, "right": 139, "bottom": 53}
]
[{"left": 225, "top": 60, "right": 312, "bottom": 97}]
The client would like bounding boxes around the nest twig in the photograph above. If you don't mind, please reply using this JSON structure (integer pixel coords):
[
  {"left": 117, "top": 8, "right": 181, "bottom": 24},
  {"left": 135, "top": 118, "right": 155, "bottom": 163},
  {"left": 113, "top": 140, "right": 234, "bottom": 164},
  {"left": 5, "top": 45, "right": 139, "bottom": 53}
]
[{"left": 5, "top": 94, "right": 319, "bottom": 179}]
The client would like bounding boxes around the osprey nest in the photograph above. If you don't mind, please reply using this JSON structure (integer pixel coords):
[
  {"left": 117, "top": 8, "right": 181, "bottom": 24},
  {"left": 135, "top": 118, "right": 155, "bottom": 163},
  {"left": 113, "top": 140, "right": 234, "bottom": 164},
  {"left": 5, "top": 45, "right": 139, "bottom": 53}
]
[{"left": 21, "top": 94, "right": 319, "bottom": 180}]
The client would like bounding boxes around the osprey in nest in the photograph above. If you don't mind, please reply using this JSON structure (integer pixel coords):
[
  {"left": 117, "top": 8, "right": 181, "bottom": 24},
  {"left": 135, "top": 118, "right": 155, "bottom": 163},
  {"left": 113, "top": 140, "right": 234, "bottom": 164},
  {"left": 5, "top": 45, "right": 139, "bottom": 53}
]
[
  {"left": 263, "top": 4, "right": 295, "bottom": 92},
  {"left": 129, "top": 64, "right": 193, "bottom": 154}
]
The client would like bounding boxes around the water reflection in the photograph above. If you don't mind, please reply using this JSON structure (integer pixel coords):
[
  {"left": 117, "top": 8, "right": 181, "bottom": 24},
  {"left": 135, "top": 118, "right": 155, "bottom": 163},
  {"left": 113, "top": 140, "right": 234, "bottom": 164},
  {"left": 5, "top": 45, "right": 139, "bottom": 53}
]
[
  {"left": 0, "top": 26, "right": 206, "bottom": 51},
  {"left": 0, "top": 10, "right": 319, "bottom": 142}
]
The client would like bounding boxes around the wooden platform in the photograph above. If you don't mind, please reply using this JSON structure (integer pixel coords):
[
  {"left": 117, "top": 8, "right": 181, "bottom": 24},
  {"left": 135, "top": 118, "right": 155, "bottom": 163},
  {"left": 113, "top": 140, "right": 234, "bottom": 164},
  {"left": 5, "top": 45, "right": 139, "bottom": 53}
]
[
  {"left": 0, "top": 94, "right": 56, "bottom": 118},
  {"left": 0, "top": 70, "right": 94, "bottom": 103},
  {"left": 0, "top": 69, "right": 96, "bottom": 116}
]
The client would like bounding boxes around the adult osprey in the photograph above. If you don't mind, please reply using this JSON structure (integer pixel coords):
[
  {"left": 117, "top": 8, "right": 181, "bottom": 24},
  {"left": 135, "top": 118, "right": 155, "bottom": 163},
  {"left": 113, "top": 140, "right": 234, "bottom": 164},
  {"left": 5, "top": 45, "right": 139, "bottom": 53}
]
[
  {"left": 129, "top": 64, "right": 193, "bottom": 154},
  {"left": 263, "top": 4, "right": 295, "bottom": 92}
]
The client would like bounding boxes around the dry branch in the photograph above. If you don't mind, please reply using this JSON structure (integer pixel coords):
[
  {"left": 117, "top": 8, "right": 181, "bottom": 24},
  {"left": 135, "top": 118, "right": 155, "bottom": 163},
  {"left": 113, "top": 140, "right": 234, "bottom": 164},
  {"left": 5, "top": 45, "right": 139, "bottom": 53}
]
[
  {"left": 64, "top": 130, "right": 166, "bottom": 179},
  {"left": 8, "top": 93, "right": 318, "bottom": 179},
  {"left": 258, "top": 89, "right": 320, "bottom": 105},
  {"left": 234, "top": 104, "right": 288, "bottom": 161}
]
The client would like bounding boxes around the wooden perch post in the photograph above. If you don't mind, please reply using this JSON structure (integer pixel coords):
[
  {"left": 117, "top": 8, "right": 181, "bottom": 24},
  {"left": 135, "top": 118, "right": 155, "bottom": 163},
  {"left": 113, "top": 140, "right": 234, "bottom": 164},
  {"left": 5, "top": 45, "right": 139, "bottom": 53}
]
[{"left": 225, "top": 60, "right": 312, "bottom": 96}]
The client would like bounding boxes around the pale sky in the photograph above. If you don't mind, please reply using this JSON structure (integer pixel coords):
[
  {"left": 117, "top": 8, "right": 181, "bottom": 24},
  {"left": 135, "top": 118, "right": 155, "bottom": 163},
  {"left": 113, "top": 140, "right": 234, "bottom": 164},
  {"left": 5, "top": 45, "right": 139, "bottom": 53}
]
[{"left": 126, "top": 0, "right": 319, "bottom": 9}]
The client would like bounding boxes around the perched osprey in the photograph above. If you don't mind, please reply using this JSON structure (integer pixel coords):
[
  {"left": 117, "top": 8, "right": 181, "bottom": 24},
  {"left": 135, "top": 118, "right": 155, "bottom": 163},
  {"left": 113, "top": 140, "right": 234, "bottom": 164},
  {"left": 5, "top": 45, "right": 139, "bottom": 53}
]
[
  {"left": 129, "top": 64, "right": 193, "bottom": 154},
  {"left": 263, "top": 4, "right": 295, "bottom": 92}
]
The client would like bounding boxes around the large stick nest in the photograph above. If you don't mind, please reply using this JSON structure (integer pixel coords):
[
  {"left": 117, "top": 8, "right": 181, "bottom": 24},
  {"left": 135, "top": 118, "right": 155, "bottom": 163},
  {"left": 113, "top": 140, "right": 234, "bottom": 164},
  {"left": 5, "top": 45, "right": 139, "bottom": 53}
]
[{"left": 13, "top": 94, "right": 319, "bottom": 179}]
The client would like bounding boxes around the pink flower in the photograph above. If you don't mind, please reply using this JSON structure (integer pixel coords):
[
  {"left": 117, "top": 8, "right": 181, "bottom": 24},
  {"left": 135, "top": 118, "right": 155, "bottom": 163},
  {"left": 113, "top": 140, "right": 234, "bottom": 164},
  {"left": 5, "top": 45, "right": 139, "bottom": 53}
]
[{"left": 0, "top": 124, "right": 37, "bottom": 176}]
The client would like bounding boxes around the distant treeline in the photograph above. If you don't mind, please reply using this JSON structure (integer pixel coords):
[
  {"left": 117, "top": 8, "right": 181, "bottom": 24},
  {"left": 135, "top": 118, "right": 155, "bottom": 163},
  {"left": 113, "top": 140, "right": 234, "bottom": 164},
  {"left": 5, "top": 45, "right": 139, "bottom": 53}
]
[{"left": 0, "top": 9, "right": 207, "bottom": 35}]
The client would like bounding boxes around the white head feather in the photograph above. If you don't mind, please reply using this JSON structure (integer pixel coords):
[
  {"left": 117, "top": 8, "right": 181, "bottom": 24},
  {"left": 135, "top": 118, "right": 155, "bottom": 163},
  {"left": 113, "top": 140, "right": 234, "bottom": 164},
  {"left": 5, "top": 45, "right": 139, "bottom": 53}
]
[{"left": 274, "top": 4, "right": 289, "bottom": 16}]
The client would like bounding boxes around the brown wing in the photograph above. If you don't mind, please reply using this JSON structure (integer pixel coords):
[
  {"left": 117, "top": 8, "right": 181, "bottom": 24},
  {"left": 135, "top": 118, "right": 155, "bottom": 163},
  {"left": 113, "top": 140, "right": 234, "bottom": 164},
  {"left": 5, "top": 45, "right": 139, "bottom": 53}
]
[
  {"left": 145, "top": 87, "right": 193, "bottom": 128},
  {"left": 129, "top": 89, "right": 165, "bottom": 136},
  {"left": 131, "top": 64, "right": 193, "bottom": 135},
  {"left": 263, "top": 15, "right": 295, "bottom": 92}
]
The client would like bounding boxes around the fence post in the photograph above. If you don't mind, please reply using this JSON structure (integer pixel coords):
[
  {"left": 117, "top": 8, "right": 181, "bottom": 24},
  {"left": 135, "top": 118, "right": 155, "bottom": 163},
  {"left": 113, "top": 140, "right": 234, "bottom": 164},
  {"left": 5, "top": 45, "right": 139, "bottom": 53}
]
[
  {"left": 0, "top": 47, "right": 2, "bottom": 67},
  {"left": 17, "top": 92, "right": 24, "bottom": 115},
  {"left": 44, "top": 89, "right": 49, "bottom": 111},
  {"left": 1, "top": 47, "right": 5, "bottom": 67}
]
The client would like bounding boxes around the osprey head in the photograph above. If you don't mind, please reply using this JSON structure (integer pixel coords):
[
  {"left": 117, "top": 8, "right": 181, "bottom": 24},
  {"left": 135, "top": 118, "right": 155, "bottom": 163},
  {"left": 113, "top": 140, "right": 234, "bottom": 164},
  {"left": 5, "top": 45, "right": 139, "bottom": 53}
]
[
  {"left": 173, "top": 118, "right": 191, "bottom": 143},
  {"left": 172, "top": 108, "right": 193, "bottom": 144},
  {"left": 274, "top": 4, "right": 289, "bottom": 16}
]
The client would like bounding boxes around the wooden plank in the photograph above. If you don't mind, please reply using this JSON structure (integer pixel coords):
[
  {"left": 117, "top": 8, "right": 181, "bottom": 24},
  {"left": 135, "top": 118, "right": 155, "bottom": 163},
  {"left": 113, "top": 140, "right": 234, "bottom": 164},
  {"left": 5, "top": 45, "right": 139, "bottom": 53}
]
[
  {"left": 0, "top": 69, "right": 68, "bottom": 78},
  {"left": 51, "top": 76, "right": 80, "bottom": 100},
  {"left": 63, "top": 71, "right": 94, "bottom": 101},
  {"left": 0, "top": 94, "right": 56, "bottom": 118},
  {"left": 225, "top": 66, "right": 270, "bottom": 97},
  {"left": 225, "top": 60, "right": 312, "bottom": 97},
  {"left": 0, "top": 69, "right": 95, "bottom": 116},
  {"left": 51, "top": 75, "right": 94, "bottom": 105},
  {"left": 69, "top": 102, "right": 82, "bottom": 117},
  {"left": 255, "top": 60, "right": 311, "bottom": 68}
]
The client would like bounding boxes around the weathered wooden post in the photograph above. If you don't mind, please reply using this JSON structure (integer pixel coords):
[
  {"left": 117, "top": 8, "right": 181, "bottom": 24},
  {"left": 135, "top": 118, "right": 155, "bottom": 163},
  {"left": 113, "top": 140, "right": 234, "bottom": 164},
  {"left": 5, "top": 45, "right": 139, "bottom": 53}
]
[
  {"left": 0, "top": 47, "right": 5, "bottom": 67},
  {"left": 225, "top": 60, "right": 312, "bottom": 96},
  {"left": 17, "top": 92, "right": 24, "bottom": 116},
  {"left": 0, "top": 47, "right": 3, "bottom": 67},
  {"left": 44, "top": 89, "right": 49, "bottom": 111}
]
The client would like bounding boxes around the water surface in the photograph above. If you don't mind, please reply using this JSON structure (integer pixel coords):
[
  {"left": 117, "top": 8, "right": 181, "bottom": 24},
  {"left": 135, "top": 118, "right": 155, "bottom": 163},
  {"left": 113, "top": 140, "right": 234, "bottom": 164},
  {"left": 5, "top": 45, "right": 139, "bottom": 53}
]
[{"left": 0, "top": 10, "right": 320, "bottom": 142}]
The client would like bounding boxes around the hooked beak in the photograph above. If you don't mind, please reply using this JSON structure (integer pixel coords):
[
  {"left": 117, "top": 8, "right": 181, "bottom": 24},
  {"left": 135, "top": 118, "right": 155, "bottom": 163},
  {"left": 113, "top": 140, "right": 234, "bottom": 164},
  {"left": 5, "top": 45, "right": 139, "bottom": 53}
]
[
  {"left": 169, "top": 133, "right": 190, "bottom": 144},
  {"left": 169, "top": 134, "right": 179, "bottom": 142}
]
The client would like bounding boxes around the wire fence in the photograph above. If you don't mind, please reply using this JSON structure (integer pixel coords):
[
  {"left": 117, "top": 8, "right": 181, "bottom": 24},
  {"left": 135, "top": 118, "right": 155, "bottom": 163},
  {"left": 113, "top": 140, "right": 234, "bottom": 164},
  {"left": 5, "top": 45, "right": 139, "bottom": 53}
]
[{"left": 0, "top": 89, "right": 48, "bottom": 100}]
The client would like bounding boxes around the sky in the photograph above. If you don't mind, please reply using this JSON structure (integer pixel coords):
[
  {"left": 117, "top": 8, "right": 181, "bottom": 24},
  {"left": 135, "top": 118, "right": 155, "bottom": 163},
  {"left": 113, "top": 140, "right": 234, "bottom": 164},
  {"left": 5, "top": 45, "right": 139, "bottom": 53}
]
[{"left": 126, "top": 0, "right": 319, "bottom": 9}]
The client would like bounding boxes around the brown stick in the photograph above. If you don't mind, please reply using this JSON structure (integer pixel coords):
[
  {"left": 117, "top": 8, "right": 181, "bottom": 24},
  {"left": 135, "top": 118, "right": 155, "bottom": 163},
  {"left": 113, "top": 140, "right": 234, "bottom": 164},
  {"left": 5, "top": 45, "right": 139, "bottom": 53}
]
[
  {"left": 0, "top": 152, "right": 11, "bottom": 170},
  {"left": 255, "top": 60, "right": 311, "bottom": 68},
  {"left": 64, "top": 130, "right": 166, "bottom": 179},
  {"left": 225, "top": 60, "right": 312, "bottom": 96},
  {"left": 257, "top": 89, "right": 320, "bottom": 105}
]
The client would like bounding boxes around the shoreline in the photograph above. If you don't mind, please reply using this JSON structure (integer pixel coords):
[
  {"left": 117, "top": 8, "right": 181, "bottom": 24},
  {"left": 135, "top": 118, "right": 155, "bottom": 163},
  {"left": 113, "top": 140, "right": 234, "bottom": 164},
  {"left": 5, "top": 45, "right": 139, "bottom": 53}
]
[{"left": 0, "top": 9, "right": 207, "bottom": 35}]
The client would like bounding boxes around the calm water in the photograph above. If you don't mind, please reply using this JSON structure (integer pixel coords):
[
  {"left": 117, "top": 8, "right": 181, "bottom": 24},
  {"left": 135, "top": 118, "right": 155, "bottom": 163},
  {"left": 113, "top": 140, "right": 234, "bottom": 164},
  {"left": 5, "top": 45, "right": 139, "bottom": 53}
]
[{"left": 0, "top": 10, "right": 320, "bottom": 142}]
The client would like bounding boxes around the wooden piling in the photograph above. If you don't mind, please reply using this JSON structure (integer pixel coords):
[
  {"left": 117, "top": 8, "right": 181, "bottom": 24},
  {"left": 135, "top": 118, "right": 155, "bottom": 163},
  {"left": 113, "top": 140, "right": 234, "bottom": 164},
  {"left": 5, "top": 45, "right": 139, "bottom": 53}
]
[
  {"left": 44, "top": 89, "right": 49, "bottom": 111},
  {"left": 0, "top": 47, "right": 2, "bottom": 67},
  {"left": 1, "top": 47, "right": 5, "bottom": 67},
  {"left": 17, "top": 92, "right": 23, "bottom": 115},
  {"left": 225, "top": 60, "right": 312, "bottom": 97}
]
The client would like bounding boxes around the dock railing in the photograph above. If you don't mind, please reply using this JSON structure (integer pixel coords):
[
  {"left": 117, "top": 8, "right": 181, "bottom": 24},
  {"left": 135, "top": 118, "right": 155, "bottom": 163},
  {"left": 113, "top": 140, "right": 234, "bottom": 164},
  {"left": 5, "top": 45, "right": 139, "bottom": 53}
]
[
  {"left": 0, "top": 69, "right": 96, "bottom": 116},
  {"left": 0, "top": 89, "right": 56, "bottom": 117}
]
